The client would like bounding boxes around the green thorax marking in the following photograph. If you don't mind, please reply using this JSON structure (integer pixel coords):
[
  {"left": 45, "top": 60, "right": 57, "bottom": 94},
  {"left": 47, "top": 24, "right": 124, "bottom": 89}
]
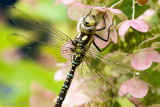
[
  {"left": 74, "top": 32, "right": 93, "bottom": 49},
  {"left": 72, "top": 32, "right": 93, "bottom": 65}
]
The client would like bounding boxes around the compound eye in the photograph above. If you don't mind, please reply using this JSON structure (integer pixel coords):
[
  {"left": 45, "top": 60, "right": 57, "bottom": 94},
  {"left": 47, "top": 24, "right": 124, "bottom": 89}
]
[
  {"left": 85, "top": 22, "right": 89, "bottom": 24},
  {"left": 84, "top": 22, "right": 90, "bottom": 26}
]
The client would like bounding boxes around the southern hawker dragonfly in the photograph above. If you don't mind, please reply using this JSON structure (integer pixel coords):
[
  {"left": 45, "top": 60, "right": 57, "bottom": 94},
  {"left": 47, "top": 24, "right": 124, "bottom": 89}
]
[{"left": 7, "top": 6, "right": 137, "bottom": 107}]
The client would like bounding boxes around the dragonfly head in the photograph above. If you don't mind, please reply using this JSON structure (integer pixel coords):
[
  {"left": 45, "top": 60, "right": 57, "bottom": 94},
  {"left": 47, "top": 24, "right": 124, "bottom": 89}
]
[{"left": 80, "top": 15, "right": 97, "bottom": 34}]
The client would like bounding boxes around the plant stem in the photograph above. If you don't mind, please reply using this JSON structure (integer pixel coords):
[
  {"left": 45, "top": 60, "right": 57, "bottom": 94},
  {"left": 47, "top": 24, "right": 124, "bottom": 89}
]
[
  {"left": 111, "top": 0, "right": 123, "bottom": 8},
  {"left": 132, "top": 0, "right": 135, "bottom": 20},
  {"left": 138, "top": 34, "right": 160, "bottom": 49},
  {"left": 104, "top": 0, "right": 109, "bottom": 7},
  {"left": 133, "top": 70, "right": 136, "bottom": 78}
]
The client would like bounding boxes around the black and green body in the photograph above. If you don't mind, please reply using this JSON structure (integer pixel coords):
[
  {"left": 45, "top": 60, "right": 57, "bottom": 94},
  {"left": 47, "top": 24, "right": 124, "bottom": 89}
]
[
  {"left": 54, "top": 32, "right": 94, "bottom": 107},
  {"left": 54, "top": 10, "right": 112, "bottom": 107}
]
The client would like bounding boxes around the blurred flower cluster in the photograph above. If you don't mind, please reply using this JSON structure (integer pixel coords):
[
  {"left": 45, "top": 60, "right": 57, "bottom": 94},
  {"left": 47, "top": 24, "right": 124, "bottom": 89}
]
[{"left": 29, "top": 82, "right": 56, "bottom": 107}]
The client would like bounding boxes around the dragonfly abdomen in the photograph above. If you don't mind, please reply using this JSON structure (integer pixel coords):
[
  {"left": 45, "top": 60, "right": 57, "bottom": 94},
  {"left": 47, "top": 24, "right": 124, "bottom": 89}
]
[
  {"left": 55, "top": 32, "right": 93, "bottom": 107},
  {"left": 54, "top": 63, "right": 78, "bottom": 107}
]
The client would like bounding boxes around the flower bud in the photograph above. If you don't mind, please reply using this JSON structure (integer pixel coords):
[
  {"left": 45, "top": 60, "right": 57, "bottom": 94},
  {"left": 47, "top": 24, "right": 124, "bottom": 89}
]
[{"left": 138, "top": 0, "right": 148, "bottom": 6}]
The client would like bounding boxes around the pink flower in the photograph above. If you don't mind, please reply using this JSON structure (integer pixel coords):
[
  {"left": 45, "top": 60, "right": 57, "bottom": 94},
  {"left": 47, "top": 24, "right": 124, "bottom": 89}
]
[
  {"left": 67, "top": 3, "right": 127, "bottom": 21},
  {"left": 54, "top": 61, "right": 71, "bottom": 81},
  {"left": 117, "top": 19, "right": 152, "bottom": 37},
  {"left": 138, "top": 9, "right": 155, "bottom": 20},
  {"left": 119, "top": 78, "right": 149, "bottom": 98},
  {"left": 123, "top": 47, "right": 160, "bottom": 71},
  {"left": 63, "top": 79, "right": 92, "bottom": 107}
]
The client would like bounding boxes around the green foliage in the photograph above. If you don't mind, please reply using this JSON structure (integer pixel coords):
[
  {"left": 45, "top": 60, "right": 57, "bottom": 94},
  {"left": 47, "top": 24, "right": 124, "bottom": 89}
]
[{"left": 143, "top": 89, "right": 160, "bottom": 105}]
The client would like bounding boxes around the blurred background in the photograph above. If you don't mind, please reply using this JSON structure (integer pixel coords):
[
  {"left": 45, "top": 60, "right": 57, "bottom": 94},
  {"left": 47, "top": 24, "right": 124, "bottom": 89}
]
[
  {"left": 1, "top": 0, "right": 160, "bottom": 107},
  {"left": 0, "top": 0, "right": 77, "bottom": 106}
]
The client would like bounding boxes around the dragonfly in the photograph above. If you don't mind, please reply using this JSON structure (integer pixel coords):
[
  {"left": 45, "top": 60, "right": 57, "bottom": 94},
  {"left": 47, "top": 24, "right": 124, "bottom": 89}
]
[{"left": 7, "top": 6, "right": 137, "bottom": 107}]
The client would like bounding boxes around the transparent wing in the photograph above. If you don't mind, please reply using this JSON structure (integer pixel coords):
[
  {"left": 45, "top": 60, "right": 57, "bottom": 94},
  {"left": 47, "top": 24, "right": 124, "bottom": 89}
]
[
  {"left": 7, "top": 6, "right": 73, "bottom": 62},
  {"left": 81, "top": 47, "right": 135, "bottom": 106},
  {"left": 87, "top": 46, "right": 132, "bottom": 74},
  {"left": 8, "top": 33, "right": 73, "bottom": 63},
  {"left": 81, "top": 59, "right": 118, "bottom": 99}
]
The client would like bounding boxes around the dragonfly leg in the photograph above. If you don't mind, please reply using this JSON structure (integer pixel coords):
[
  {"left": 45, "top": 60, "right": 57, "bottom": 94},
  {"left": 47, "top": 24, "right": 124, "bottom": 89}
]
[
  {"left": 94, "top": 22, "right": 113, "bottom": 42},
  {"left": 96, "top": 11, "right": 107, "bottom": 31},
  {"left": 93, "top": 40, "right": 112, "bottom": 52}
]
